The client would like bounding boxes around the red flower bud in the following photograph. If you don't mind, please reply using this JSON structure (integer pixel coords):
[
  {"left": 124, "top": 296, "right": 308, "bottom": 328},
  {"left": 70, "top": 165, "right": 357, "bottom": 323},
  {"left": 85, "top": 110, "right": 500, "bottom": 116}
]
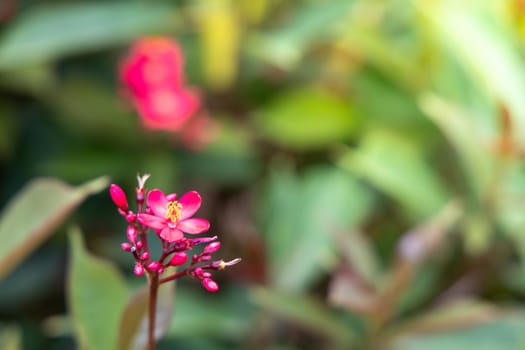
[
  {"left": 169, "top": 252, "right": 188, "bottom": 266},
  {"left": 141, "top": 252, "right": 150, "bottom": 261},
  {"left": 136, "top": 241, "right": 143, "bottom": 249},
  {"left": 110, "top": 184, "right": 129, "bottom": 211},
  {"left": 202, "top": 278, "right": 219, "bottom": 292},
  {"left": 126, "top": 213, "right": 137, "bottom": 223},
  {"left": 147, "top": 261, "right": 161, "bottom": 272},
  {"left": 134, "top": 263, "right": 144, "bottom": 276},
  {"left": 203, "top": 241, "right": 221, "bottom": 254},
  {"left": 127, "top": 225, "right": 137, "bottom": 244},
  {"left": 121, "top": 242, "right": 133, "bottom": 252},
  {"left": 193, "top": 267, "right": 204, "bottom": 277}
]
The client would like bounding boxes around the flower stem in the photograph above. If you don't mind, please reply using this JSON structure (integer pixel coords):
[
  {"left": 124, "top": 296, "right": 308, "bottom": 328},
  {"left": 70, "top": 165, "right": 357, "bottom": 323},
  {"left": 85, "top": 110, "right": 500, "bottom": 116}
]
[{"left": 147, "top": 273, "right": 159, "bottom": 350}]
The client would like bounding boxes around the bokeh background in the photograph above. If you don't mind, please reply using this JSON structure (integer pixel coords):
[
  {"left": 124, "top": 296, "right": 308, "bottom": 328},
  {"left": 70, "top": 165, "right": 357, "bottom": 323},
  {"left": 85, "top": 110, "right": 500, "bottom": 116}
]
[{"left": 2, "top": 0, "right": 525, "bottom": 349}]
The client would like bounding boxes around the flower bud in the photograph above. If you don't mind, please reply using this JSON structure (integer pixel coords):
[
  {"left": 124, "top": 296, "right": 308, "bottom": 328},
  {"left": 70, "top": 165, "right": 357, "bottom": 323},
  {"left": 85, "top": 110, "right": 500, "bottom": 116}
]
[
  {"left": 134, "top": 263, "right": 144, "bottom": 276},
  {"left": 127, "top": 225, "right": 137, "bottom": 244},
  {"left": 202, "top": 278, "right": 219, "bottom": 292},
  {"left": 110, "top": 184, "right": 129, "bottom": 211},
  {"left": 199, "top": 254, "right": 212, "bottom": 262},
  {"left": 169, "top": 252, "right": 188, "bottom": 266},
  {"left": 193, "top": 267, "right": 204, "bottom": 277},
  {"left": 121, "top": 242, "right": 133, "bottom": 252},
  {"left": 158, "top": 267, "right": 164, "bottom": 274},
  {"left": 147, "top": 261, "right": 161, "bottom": 272},
  {"left": 136, "top": 241, "right": 143, "bottom": 250},
  {"left": 126, "top": 213, "right": 137, "bottom": 223},
  {"left": 141, "top": 252, "right": 150, "bottom": 261},
  {"left": 203, "top": 242, "right": 221, "bottom": 254}
]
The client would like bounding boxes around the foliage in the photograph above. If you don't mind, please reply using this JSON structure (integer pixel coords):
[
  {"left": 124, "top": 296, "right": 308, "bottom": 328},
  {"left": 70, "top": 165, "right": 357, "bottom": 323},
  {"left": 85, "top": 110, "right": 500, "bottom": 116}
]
[{"left": 1, "top": 0, "right": 525, "bottom": 349}]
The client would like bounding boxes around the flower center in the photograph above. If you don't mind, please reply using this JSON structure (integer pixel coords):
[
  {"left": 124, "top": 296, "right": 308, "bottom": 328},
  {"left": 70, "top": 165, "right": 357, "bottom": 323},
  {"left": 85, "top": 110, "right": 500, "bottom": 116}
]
[{"left": 165, "top": 200, "right": 183, "bottom": 223}]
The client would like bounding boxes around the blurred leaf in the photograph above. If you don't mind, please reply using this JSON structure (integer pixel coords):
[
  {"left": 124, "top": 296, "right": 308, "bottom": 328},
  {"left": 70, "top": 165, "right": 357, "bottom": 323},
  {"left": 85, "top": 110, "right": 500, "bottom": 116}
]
[
  {"left": 393, "top": 201, "right": 462, "bottom": 314},
  {"left": 0, "top": 249, "right": 63, "bottom": 313},
  {"left": 337, "top": 229, "right": 382, "bottom": 286},
  {"left": 388, "top": 309, "right": 525, "bottom": 350},
  {"left": 196, "top": 0, "right": 240, "bottom": 90},
  {"left": 249, "top": 0, "right": 355, "bottom": 69},
  {"left": 255, "top": 88, "right": 355, "bottom": 150},
  {"left": 352, "top": 73, "right": 435, "bottom": 141},
  {"left": 68, "top": 227, "right": 128, "bottom": 350},
  {"left": 394, "top": 299, "right": 505, "bottom": 335},
  {"left": 0, "top": 325, "right": 21, "bottom": 350},
  {"left": 261, "top": 165, "right": 372, "bottom": 292},
  {"left": 0, "top": 176, "right": 108, "bottom": 279},
  {"left": 239, "top": 0, "right": 268, "bottom": 25},
  {"left": 178, "top": 147, "right": 260, "bottom": 186},
  {"left": 0, "top": 3, "right": 178, "bottom": 69},
  {"left": 328, "top": 265, "right": 378, "bottom": 314},
  {"left": 167, "top": 286, "right": 254, "bottom": 340},
  {"left": 419, "top": 94, "right": 494, "bottom": 203},
  {"left": 0, "top": 64, "right": 55, "bottom": 96},
  {"left": 0, "top": 102, "right": 16, "bottom": 160},
  {"left": 339, "top": 129, "right": 449, "bottom": 219},
  {"left": 118, "top": 280, "right": 174, "bottom": 350},
  {"left": 49, "top": 78, "right": 141, "bottom": 144},
  {"left": 251, "top": 287, "right": 355, "bottom": 347},
  {"left": 415, "top": 0, "right": 525, "bottom": 149}
]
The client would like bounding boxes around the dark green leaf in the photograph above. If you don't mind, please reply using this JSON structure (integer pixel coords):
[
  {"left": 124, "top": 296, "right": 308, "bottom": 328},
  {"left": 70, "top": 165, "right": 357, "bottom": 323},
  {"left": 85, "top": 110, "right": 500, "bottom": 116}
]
[
  {"left": 0, "top": 176, "right": 108, "bottom": 279},
  {"left": 68, "top": 227, "right": 128, "bottom": 350},
  {"left": 261, "top": 165, "right": 373, "bottom": 291},
  {"left": 0, "top": 3, "right": 178, "bottom": 69},
  {"left": 255, "top": 88, "right": 356, "bottom": 150}
]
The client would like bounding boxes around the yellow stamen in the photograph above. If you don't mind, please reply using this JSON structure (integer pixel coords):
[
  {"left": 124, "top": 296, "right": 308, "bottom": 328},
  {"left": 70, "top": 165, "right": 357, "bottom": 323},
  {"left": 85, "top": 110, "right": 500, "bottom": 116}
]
[{"left": 165, "top": 201, "right": 183, "bottom": 222}]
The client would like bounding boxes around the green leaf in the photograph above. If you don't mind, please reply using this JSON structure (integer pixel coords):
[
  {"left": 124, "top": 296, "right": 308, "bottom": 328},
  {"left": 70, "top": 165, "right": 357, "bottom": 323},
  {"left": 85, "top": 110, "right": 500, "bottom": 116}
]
[
  {"left": 0, "top": 176, "right": 108, "bottom": 279},
  {"left": 167, "top": 286, "right": 254, "bottom": 340},
  {"left": 251, "top": 287, "right": 355, "bottom": 347},
  {"left": 118, "top": 281, "right": 174, "bottom": 350},
  {"left": 389, "top": 308, "right": 525, "bottom": 350},
  {"left": 339, "top": 130, "right": 449, "bottom": 219},
  {"left": 255, "top": 88, "right": 356, "bottom": 150},
  {"left": 260, "top": 165, "right": 373, "bottom": 292},
  {"left": 394, "top": 299, "right": 506, "bottom": 335},
  {"left": 0, "top": 3, "right": 178, "bottom": 69},
  {"left": 414, "top": 0, "right": 525, "bottom": 150},
  {"left": 68, "top": 227, "right": 128, "bottom": 350},
  {"left": 48, "top": 78, "right": 141, "bottom": 144},
  {"left": 419, "top": 94, "right": 495, "bottom": 203},
  {"left": 0, "top": 325, "right": 21, "bottom": 350},
  {"left": 248, "top": 0, "right": 355, "bottom": 69}
]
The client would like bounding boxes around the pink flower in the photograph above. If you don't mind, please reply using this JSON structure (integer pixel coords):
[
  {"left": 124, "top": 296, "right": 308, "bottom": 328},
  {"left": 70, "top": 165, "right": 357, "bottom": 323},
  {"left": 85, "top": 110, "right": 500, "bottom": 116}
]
[
  {"left": 119, "top": 36, "right": 201, "bottom": 132},
  {"left": 134, "top": 87, "right": 200, "bottom": 131},
  {"left": 138, "top": 189, "right": 210, "bottom": 242},
  {"left": 119, "top": 37, "right": 185, "bottom": 97}
]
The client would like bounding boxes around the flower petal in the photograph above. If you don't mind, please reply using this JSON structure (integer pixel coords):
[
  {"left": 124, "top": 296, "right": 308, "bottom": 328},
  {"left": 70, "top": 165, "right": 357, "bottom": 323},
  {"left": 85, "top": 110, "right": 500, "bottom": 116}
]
[
  {"left": 177, "top": 218, "right": 210, "bottom": 234},
  {"left": 147, "top": 189, "right": 168, "bottom": 217},
  {"left": 178, "top": 191, "right": 202, "bottom": 219},
  {"left": 160, "top": 227, "right": 183, "bottom": 242},
  {"left": 166, "top": 193, "right": 177, "bottom": 202},
  {"left": 138, "top": 213, "right": 166, "bottom": 230}
]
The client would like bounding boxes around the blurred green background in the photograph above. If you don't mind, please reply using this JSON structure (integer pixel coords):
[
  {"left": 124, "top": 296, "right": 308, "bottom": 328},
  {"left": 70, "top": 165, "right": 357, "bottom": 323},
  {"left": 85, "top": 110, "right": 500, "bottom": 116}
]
[{"left": 3, "top": 0, "right": 525, "bottom": 349}]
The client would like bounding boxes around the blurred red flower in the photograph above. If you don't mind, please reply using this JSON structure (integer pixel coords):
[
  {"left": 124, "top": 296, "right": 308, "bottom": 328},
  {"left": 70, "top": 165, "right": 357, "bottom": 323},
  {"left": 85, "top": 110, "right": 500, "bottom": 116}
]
[{"left": 119, "top": 36, "right": 201, "bottom": 132}]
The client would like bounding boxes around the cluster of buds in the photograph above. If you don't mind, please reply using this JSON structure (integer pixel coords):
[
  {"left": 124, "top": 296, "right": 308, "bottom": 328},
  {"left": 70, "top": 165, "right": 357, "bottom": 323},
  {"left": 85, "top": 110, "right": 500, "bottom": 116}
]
[{"left": 110, "top": 175, "right": 240, "bottom": 292}]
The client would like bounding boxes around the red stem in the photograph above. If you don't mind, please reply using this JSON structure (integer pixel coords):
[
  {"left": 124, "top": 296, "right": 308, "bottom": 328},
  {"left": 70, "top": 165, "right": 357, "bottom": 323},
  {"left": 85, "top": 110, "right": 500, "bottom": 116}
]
[{"left": 147, "top": 273, "right": 159, "bottom": 350}]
